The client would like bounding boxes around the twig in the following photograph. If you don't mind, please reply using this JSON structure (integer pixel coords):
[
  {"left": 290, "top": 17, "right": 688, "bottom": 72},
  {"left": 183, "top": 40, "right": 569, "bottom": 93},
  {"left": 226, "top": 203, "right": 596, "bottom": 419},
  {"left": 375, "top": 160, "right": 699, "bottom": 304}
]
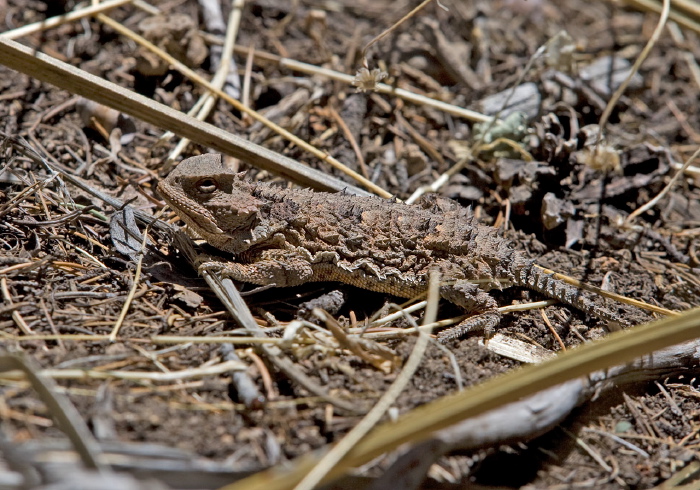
[
  {"left": 0, "top": 0, "right": 133, "bottom": 40},
  {"left": 562, "top": 426, "right": 613, "bottom": 472},
  {"left": 152, "top": 335, "right": 313, "bottom": 345},
  {"left": 328, "top": 105, "right": 369, "bottom": 178},
  {"left": 292, "top": 271, "right": 440, "bottom": 490},
  {"left": 360, "top": 0, "right": 435, "bottom": 67},
  {"left": 94, "top": 13, "right": 390, "bottom": 197},
  {"left": 595, "top": 0, "right": 670, "bottom": 153},
  {"left": 109, "top": 212, "right": 158, "bottom": 341},
  {"left": 626, "top": 146, "right": 700, "bottom": 223},
  {"left": 620, "top": 0, "right": 700, "bottom": 35},
  {"left": 1, "top": 277, "right": 33, "bottom": 335},
  {"left": 224, "top": 45, "right": 491, "bottom": 123},
  {"left": 164, "top": 0, "right": 245, "bottom": 163},
  {"left": 0, "top": 37, "right": 371, "bottom": 195},
  {"left": 583, "top": 427, "right": 650, "bottom": 458},
  {"left": 540, "top": 310, "right": 566, "bottom": 352},
  {"left": 532, "top": 264, "right": 679, "bottom": 317},
  {"left": 0, "top": 360, "right": 246, "bottom": 381}
]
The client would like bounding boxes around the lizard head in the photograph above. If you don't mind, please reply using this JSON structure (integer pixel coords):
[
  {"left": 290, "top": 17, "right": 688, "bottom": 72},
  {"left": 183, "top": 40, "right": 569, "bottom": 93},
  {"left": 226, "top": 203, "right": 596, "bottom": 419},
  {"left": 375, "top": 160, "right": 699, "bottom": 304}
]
[{"left": 158, "top": 154, "right": 266, "bottom": 253}]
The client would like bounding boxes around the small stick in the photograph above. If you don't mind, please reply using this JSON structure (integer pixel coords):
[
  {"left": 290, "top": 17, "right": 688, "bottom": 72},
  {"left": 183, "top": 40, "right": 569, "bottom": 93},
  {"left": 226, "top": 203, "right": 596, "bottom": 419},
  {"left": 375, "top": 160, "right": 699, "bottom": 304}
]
[
  {"left": 0, "top": 0, "right": 133, "bottom": 40},
  {"left": 109, "top": 211, "right": 160, "bottom": 341},
  {"left": 360, "top": 0, "right": 436, "bottom": 67},
  {"left": 0, "top": 360, "right": 247, "bottom": 381},
  {"left": 626, "top": 146, "right": 700, "bottom": 223},
  {"left": 532, "top": 265, "right": 679, "bottom": 317},
  {"left": 95, "top": 13, "right": 390, "bottom": 197},
  {"left": 1, "top": 277, "right": 33, "bottom": 335},
  {"left": 540, "top": 310, "right": 566, "bottom": 352},
  {"left": 620, "top": 0, "right": 700, "bottom": 35},
  {"left": 292, "top": 272, "right": 440, "bottom": 490},
  {"left": 165, "top": 0, "right": 245, "bottom": 163},
  {"left": 328, "top": 105, "right": 369, "bottom": 179},
  {"left": 595, "top": 0, "right": 670, "bottom": 153}
]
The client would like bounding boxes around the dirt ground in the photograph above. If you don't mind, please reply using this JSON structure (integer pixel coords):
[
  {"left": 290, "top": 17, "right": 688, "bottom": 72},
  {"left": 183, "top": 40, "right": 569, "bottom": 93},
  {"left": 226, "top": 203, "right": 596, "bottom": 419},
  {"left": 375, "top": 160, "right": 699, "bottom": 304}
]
[{"left": 1, "top": 0, "right": 700, "bottom": 488}]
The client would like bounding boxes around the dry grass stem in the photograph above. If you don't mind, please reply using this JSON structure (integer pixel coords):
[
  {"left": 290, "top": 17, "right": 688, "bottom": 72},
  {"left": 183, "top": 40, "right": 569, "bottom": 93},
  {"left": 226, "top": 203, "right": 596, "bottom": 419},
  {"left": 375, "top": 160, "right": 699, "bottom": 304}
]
[
  {"left": 367, "top": 300, "right": 427, "bottom": 328},
  {"left": 627, "top": 146, "right": 700, "bottom": 223},
  {"left": 109, "top": 214, "right": 155, "bottom": 341},
  {"left": 0, "top": 0, "right": 133, "bottom": 40},
  {"left": 165, "top": 0, "right": 245, "bottom": 163},
  {"left": 151, "top": 335, "right": 312, "bottom": 345},
  {"left": 621, "top": 0, "right": 700, "bottom": 35},
  {"left": 499, "top": 300, "right": 559, "bottom": 313},
  {"left": 222, "top": 44, "right": 491, "bottom": 123},
  {"left": 94, "top": 13, "right": 389, "bottom": 197},
  {"left": 328, "top": 105, "right": 369, "bottom": 178},
  {"left": 360, "top": 0, "right": 435, "bottom": 67},
  {"left": 540, "top": 310, "right": 566, "bottom": 351},
  {"left": 0, "top": 359, "right": 246, "bottom": 381},
  {"left": 595, "top": 0, "right": 670, "bottom": 153},
  {"left": 292, "top": 272, "right": 440, "bottom": 490},
  {"left": 533, "top": 265, "right": 679, "bottom": 316},
  {"left": 283, "top": 58, "right": 491, "bottom": 123},
  {"left": 405, "top": 156, "right": 468, "bottom": 204},
  {"left": 1, "top": 277, "right": 33, "bottom": 335},
  {"left": 0, "top": 38, "right": 369, "bottom": 194}
]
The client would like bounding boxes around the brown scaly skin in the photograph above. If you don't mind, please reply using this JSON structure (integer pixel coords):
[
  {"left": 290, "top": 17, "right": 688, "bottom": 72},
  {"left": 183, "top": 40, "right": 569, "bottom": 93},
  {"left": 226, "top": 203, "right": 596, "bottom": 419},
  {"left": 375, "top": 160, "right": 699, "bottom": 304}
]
[{"left": 158, "top": 154, "right": 626, "bottom": 340}]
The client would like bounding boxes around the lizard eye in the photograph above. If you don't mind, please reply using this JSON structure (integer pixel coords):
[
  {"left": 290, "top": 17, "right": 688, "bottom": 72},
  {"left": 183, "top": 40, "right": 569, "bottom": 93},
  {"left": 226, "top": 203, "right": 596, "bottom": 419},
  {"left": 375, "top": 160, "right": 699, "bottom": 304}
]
[{"left": 196, "top": 178, "right": 218, "bottom": 194}]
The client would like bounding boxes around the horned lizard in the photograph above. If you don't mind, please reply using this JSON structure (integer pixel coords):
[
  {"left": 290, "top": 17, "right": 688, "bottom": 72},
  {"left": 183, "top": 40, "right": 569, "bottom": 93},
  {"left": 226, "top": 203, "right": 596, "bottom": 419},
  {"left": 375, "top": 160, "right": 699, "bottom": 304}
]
[{"left": 158, "top": 154, "right": 626, "bottom": 340}]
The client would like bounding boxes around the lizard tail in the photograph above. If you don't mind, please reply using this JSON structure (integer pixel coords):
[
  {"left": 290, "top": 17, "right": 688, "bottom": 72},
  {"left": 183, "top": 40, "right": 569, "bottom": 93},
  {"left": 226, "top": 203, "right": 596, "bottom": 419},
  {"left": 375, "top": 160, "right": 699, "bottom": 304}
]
[{"left": 511, "top": 260, "right": 625, "bottom": 325}]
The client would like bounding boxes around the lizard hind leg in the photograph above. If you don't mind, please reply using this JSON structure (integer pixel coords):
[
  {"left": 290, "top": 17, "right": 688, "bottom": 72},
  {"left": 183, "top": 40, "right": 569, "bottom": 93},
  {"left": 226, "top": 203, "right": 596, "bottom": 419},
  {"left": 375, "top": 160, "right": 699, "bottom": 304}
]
[
  {"left": 437, "top": 281, "right": 502, "bottom": 342},
  {"left": 195, "top": 250, "right": 315, "bottom": 287}
]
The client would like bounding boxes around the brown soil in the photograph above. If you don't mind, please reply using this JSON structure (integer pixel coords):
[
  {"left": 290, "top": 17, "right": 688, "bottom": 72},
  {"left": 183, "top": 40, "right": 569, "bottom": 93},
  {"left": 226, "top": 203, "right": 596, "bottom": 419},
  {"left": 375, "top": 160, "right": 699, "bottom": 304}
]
[{"left": 1, "top": 0, "right": 700, "bottom": 488}]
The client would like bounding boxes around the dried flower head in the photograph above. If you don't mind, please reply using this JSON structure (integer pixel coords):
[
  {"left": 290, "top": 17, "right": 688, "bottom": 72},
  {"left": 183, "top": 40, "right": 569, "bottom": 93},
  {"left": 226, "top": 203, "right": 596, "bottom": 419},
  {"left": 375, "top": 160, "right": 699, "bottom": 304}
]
[
  {"left": 544, "top": 30, "right": 577, "bottom": 73},
  {"left": 578, "top": 145, "right": 622, "bottom": 174},
  {"left": 352, "top": 67, "right": 387, "bottom": 93}
]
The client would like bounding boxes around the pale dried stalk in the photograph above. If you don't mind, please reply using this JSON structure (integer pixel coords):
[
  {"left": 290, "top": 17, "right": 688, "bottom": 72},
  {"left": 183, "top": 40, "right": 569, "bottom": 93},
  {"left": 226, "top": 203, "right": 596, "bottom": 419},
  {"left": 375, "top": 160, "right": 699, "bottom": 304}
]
[
  {"left": 95, "top": 13, "right": 390, "bottom": 197},
  {"left": 621, "top": 0, "right": 700, "bottom": 35},
  {"left": 0, "top": 38, "right": 369, "bottom": 194},
  {"left": 219, "top": 307, "right": 700, "bottom": 490},
  {"left": 360, "top": 0, "right": 435, "bottom": 66},
  {"left": 0, "top": 0, "right": 133, "bottom": 40},
  {"left": 626, "top": 146, "right": 700, "bottom": 222},
  {"left": 152, "top": 336, "right": 310, "bottom": 345},
  {"left": 532, "top": 265, "right": 678, "bottom": 316},
  {"left": 595, "top": 0, "right": 670, "bottom": 151},
  {"left": 258, "top": 53, "right": 491, "bottom": 122},
  {"left": 109, "top": 212, "right": 157, "bottom": 341},
  {"left": 292, "top": 272, "right": 440, "bottom": 490},
  {"left": 166, "top": 0, "right": 245, "bottom": 162},
  {"left": 0, "top": 359, "right": 246, "bottom": 381}
]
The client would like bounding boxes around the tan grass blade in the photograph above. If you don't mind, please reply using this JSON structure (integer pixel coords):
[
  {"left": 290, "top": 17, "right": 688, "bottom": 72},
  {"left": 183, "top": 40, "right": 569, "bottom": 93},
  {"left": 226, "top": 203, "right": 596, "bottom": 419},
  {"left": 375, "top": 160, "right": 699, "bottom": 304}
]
[{"left": 220, "top": 306, "right": 700, "bottom": 490}]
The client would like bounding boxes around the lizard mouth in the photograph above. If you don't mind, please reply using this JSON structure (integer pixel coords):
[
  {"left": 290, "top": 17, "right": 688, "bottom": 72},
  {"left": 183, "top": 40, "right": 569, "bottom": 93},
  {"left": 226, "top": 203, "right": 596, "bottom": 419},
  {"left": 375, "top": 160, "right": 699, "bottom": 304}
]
[{"left": 159, "top": 184, "right": 225, "bottom": 236}]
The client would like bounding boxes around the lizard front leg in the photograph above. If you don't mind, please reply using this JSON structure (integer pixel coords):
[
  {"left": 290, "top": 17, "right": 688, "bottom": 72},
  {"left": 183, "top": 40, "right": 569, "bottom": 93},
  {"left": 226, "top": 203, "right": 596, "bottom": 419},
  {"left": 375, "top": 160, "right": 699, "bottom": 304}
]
[
  {"left": 438, "top": 281, "right": 501, "bottom": 341},
  {"left": 197, "top": 249, "right": 314, "bottom": 287}
]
